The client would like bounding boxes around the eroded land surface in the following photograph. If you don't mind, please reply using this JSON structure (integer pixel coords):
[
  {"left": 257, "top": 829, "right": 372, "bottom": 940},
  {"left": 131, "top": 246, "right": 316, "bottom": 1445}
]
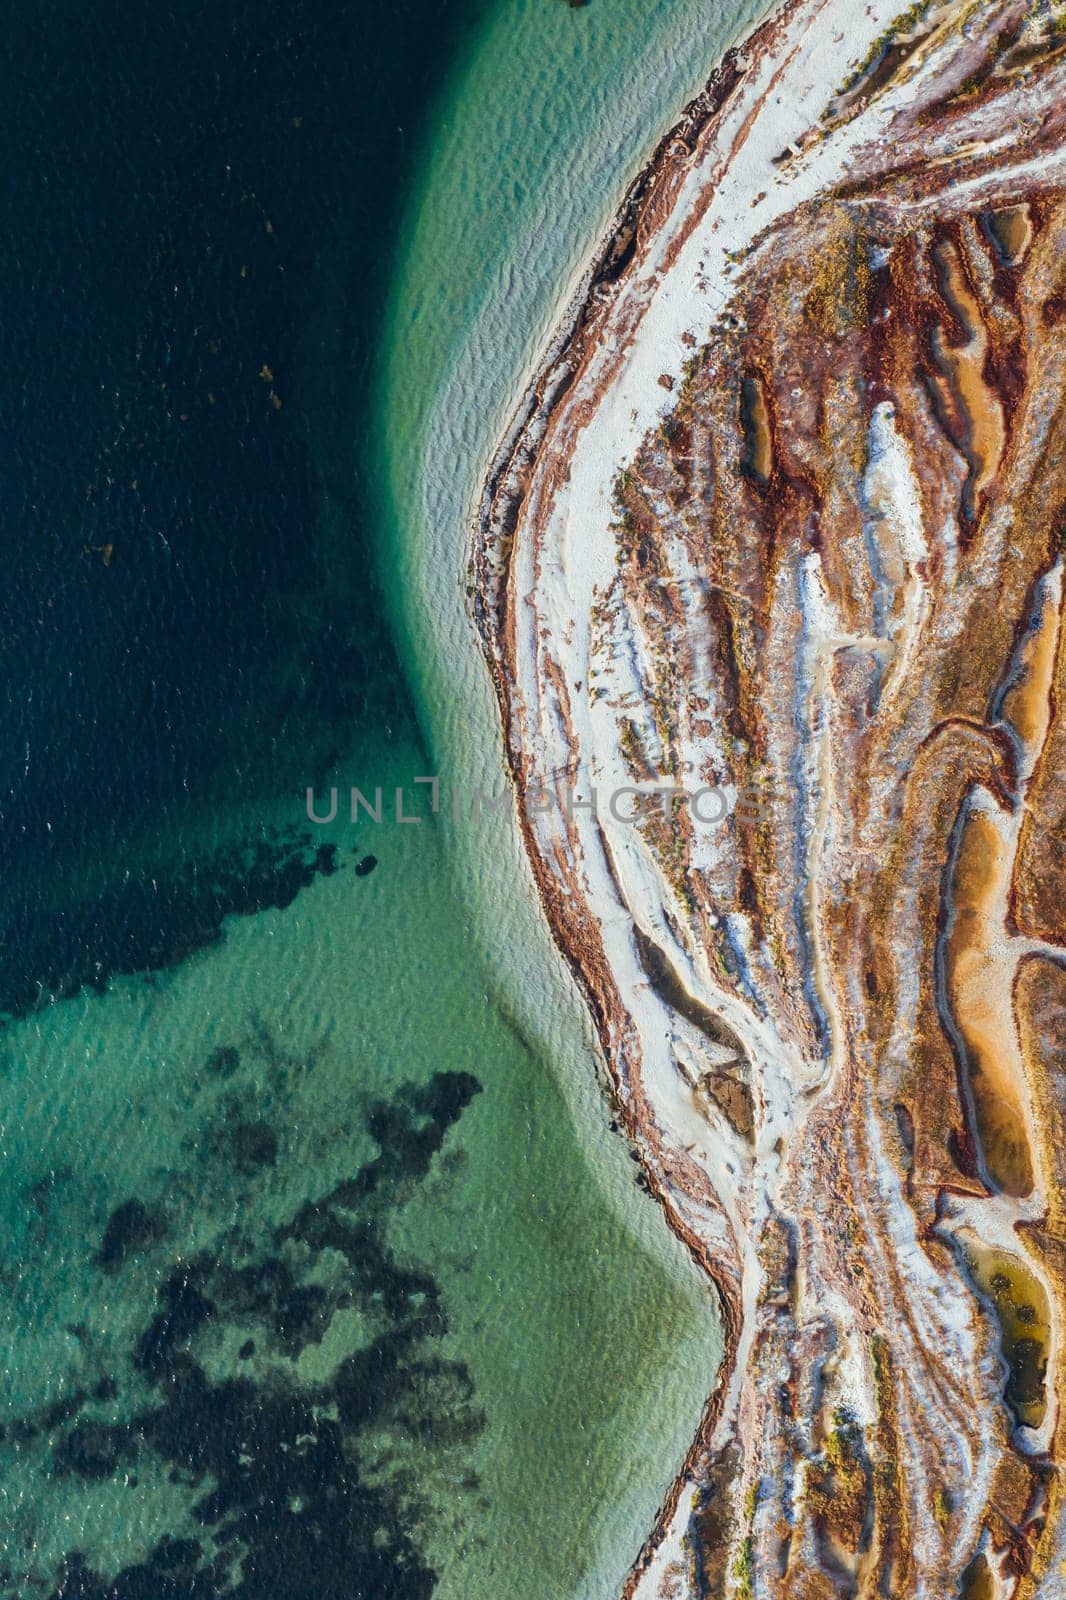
[{"left": 476, "top": 0, "right": 1066, "bottom": 1595}]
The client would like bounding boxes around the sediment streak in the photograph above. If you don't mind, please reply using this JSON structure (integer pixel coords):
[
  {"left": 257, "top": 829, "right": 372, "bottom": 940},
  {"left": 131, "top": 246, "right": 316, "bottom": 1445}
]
[{"left": 475, "top": 1, "right": 1066, "bottom": 1594}]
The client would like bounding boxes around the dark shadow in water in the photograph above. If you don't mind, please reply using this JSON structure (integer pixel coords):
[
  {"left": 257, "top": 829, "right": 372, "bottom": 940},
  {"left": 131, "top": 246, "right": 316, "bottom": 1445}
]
[
  {"left": 0, "top": 831, "right": 343, "bottom": 1017},
  {"left": 0, "top": 1069, "right": 482, "bottom": 1600}
]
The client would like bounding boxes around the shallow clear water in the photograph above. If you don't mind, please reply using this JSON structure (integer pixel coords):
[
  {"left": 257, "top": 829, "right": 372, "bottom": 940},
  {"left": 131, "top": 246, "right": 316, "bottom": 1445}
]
[{"left": 0, "top": 735, "right": 716, "bottom": 1598}]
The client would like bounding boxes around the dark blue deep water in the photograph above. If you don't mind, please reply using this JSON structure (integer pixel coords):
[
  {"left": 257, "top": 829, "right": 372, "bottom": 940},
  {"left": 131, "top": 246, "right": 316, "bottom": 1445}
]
[{"left": 1, "top": 0, "right": 481, "bottom": 1014}]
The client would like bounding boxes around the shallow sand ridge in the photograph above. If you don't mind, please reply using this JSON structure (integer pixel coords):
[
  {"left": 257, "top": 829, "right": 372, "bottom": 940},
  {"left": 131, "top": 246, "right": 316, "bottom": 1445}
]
[{"left": 476, "top": 1, "right": 1066, "bottom": 1594}]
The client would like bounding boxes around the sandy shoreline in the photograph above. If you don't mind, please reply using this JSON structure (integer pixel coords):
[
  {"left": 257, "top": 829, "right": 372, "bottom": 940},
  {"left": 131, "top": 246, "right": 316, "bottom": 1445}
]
[
  {"left": 469, "top": 21, "right": 769, "bottom": 1589},
  {"left": 473, "top": 0, "right": 905, "bottom": 1587}
]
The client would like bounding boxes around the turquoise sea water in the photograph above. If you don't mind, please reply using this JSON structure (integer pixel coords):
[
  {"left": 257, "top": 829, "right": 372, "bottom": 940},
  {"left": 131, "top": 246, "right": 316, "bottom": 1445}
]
[{"left": 0, "top": 2, "right": 760, "bottom": 1596}]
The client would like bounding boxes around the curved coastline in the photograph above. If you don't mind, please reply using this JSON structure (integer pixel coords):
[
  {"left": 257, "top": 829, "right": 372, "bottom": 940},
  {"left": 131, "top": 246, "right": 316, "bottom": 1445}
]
[
  {"left": 469, "top": 18, "right": 778, "bottom": 1590},
  {"left": 377, "top": 2, "right": 784, "bottom": 1592}
]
